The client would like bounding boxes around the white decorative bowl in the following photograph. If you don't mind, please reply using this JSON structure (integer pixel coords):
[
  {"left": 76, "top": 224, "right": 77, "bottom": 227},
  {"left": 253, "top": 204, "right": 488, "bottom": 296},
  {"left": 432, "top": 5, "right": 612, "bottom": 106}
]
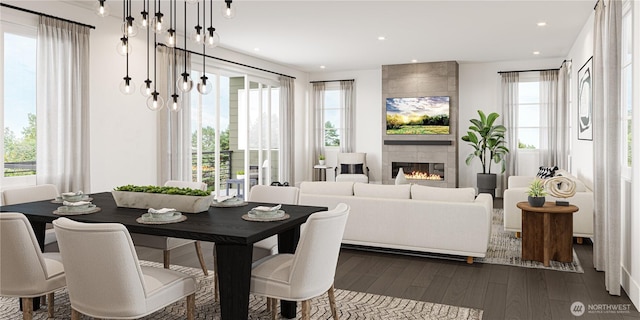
[{"left": 112, "top": 191, "right": 214, "bottom": 213}]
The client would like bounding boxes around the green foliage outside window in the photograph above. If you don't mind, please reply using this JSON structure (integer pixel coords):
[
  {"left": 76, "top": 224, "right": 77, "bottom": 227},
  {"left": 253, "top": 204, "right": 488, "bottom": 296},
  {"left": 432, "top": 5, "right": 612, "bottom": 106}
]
[
  {"left": 324, "top": 121, "right": 340, "bottom": 147},
  {"left": 4, "top": 113, "right": 36, "bottom": 177}
]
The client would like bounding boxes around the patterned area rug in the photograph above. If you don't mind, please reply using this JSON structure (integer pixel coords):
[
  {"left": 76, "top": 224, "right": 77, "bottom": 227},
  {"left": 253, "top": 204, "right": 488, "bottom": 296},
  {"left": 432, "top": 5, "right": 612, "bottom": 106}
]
[
  {"left": 475, "top": 209, "right": 584, "bottom": 273},
  {"left": 0, "top": 261, "right": 483, "bottom": 320}
]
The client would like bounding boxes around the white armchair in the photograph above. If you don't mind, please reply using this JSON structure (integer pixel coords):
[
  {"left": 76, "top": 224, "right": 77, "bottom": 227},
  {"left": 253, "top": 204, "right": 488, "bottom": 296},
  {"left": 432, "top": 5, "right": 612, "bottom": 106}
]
[
  {"left": 335, "top": 152, "right": 369, "bottom": 183},
  {"left": 250, "top": 203, "right": 350, "bottom": 320},
  {"left": 1, "top": 212, "right": 66, "bottom": 320},
  {"left": 53, "top": 217, "right": 196, "bottom": 319}
]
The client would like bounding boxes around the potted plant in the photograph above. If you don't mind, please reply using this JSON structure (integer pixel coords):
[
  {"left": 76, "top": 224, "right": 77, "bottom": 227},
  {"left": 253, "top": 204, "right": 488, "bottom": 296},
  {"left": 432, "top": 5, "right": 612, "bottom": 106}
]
[
  {"left": 318, "top": 154, "right": 326, "bottom": 166},
  {"left": 461, "top": 110, "right": 510, "bottom": 197},
  {"left": 526, "top": 178, "right": 547, "bottom": 207},
  {"left": 112, "top": 185, "right": 214, "bottom": 213},
  {"left": 236, "top": 170, "right": 245, "bottom": 179}
]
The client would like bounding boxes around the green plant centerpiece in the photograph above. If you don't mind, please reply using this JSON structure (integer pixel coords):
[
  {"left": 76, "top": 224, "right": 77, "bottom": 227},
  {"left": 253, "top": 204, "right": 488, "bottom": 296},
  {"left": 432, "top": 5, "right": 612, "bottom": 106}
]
[
  {"left": 461, "top": 110, "right": 510, "bottom": 198},
  {"left": 526, "top": 178, "right": 548, "bottom": 207},
  {"left": 112, "top": 184, "right": 213, "bottom": 213}
]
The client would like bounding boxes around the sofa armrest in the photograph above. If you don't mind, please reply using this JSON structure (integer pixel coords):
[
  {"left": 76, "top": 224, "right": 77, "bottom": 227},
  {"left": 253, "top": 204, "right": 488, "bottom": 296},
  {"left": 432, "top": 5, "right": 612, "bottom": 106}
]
[
  {"left": 474, "top": 193, "right": 494, "bottom": 217},
  {"left": 508, "top": 176, "right": 536, "bottom": 188}
]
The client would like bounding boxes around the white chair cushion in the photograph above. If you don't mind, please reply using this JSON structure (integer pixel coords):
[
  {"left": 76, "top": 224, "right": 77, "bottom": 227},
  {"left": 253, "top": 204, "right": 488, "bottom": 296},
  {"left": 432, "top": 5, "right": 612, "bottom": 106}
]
[
  {"left": 251, "top": 254, "right": 294, "bottom": 299},
  {"left": 411, "top": 185, "right": 476, "bottom": 202},
  {"left": 43, "top": 252, "right": 65, "bottom": 278},
  {"left": 353, "top": 183, "right": 411, "bottom": 199},
  {"left": 142, "top": 266, "right": 197, "bottom": 313},
  {"left": 299, "top": 181, "right": 354, "bottom": 196},
  {"left": 335, "top": 174, "right": 369, "bottom": 183}
]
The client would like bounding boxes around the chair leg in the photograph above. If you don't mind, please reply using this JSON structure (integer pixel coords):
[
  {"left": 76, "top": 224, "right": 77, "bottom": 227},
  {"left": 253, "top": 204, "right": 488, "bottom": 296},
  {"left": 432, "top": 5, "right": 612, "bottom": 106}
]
[
  {"left": 194, "top": 241, "right": 209, "bottom": 276},
  {"left": 328, "top": 284, "right": 339, "bottom": 320},
  {"left": 71, "top": 308, "right": 81, "bottom": 320},
  {"left": 41, "top": 294, "right": 46, "bottom": 306},
  {"left": 270, "top": 298, "right": 278, "bottom": 320},
  {"left": 22, "top": 298, "right": 33, "bottom": 320},
  {"left": 301, "top": 300, "right": 311, "bottom": 320},
  {"left": 47, "top": 292, "right": 55, "bottom": 318},
  {"left": 186, "top": 293, "right": 195, "bottom": 320},
  {"left": 266, "top": 297, "right": 272, "bottom": 312},
  {"left": 163, "top": 250, "right": 171, "bottom": 269}
]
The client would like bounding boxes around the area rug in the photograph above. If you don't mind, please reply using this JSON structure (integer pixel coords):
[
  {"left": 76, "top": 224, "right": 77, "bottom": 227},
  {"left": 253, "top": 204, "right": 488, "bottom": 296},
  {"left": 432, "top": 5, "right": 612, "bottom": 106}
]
[
  {"left": 0, "top": 261, "right": 483, "bottom": 320},
  {"left": 475, "top": 208, "right": 584, "bottom": 273}
]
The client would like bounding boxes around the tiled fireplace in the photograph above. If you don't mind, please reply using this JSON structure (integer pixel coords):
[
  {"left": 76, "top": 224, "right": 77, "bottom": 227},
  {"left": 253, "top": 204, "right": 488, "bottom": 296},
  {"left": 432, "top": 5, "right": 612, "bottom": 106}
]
[
  {"left": 382, "top": 142, "right": 457, "bottom": 187},
  {"left": 392, "top": 161, "right": 445, "bottom": 181}
]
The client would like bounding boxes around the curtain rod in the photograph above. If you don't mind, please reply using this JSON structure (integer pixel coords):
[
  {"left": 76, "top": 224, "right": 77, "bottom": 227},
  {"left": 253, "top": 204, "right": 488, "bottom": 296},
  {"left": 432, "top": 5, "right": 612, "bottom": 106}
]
[
  {"left": 309, "top": 79, "right": 355, "bottom": 83},
  {"left": 0, "top": 3, "right": 96, "bottom": 30},
  {"left": 157, "top": 43, "right": 295, "bottom": 79},
  {"left": 497, "top": 67, "right": 560, "bottom": 74}
]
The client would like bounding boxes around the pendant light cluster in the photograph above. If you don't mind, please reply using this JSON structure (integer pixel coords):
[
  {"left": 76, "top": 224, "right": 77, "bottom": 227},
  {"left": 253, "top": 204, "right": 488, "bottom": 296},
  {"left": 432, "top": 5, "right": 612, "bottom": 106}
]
[{"left": 96, "top": 0, "right": 234, "bottom": 111}]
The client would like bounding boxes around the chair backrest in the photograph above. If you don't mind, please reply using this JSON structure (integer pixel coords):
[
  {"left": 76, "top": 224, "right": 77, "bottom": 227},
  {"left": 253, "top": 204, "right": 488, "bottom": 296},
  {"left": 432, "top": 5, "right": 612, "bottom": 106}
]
[
  {"left": 248, "top": 185, "right": 299, "bottom": 205},
  {"left": 164, "top": 180, "right": 207, "bottom": 191},
  {"left": 0, "top": 212, "right": 52, "bottom": 296},
  {"left": 2, "top": 184, "right": 59, "bottom": 205},
  {"left": 336, "top": 153, "right": 367, "bottom": 175},
  {"left": 288, "top": 203, "right": 349, "bottom": 299},
  {"left": 53, "top": 217, "right": 149, "bottom": 317}
]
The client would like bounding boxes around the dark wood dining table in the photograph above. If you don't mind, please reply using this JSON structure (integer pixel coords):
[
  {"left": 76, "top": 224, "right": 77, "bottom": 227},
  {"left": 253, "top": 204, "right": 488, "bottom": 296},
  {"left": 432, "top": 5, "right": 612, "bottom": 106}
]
[{"left": 0, "top": 192, "right": 327, "bottom": 320}]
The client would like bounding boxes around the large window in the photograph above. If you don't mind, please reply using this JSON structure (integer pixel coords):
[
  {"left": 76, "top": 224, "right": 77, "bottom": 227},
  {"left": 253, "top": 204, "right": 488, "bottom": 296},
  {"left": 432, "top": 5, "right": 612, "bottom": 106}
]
[
  {"left": 1, "top": 16, "right": 37, "bottom": 185},
  {"left": 517, "top": 77, "right": 541, "bottom": 149},
  {"left": 322, "top": 84, "right": 341, "bottom": 147}
]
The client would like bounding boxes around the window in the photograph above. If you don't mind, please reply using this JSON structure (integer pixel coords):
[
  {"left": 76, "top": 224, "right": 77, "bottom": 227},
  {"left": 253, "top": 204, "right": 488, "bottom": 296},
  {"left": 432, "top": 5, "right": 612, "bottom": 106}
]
[
  {"left": 517, "top": 77, "right": 541, "bottom": 149},
  {"left": 1, "top": 15, "right": 37, "bottom": 185},
  {"left": 622, "top": 1, "right": 633, "bottom": 171},
  {"left": 322, "top": 84, "right": 341, "bottom": 147}
]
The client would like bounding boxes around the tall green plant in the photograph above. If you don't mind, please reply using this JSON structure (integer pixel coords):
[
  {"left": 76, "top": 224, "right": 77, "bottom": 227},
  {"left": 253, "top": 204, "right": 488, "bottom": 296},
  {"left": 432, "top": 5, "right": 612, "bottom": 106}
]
[{"left": 461, "top": 110, "right": 510, "bottom": 174}]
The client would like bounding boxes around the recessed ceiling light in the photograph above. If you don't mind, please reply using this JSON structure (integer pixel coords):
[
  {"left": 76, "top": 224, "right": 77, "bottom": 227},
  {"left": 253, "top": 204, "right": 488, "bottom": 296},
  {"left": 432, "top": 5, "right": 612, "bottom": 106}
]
[
  {"left": 537, "top": 22, "right": 547, "bottom": 27},
  {"left": 533, "top": 51, "right": 540, "bottom": 55},
  {"left": 411, "top": 59, "right": 418, "bottom": 63},
  {"left": 320, "top": 65, "right": 326, "bottom": 69},
  {"left": 378, "top": 36, "right": 385, "bottom": 41}
]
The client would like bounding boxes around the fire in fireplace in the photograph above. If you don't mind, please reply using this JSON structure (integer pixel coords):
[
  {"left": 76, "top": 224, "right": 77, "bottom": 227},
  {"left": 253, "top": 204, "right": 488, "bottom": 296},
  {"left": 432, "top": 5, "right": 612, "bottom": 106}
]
[{"left": 392, "top": 162, "right": 445, "bottom": 181}]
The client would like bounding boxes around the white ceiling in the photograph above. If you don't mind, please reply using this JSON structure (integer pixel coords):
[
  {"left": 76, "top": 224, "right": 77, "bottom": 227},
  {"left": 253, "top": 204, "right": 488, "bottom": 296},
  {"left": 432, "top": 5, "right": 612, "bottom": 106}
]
[{"left": 71, "top": 0, "right": 595, "bottom": 73}]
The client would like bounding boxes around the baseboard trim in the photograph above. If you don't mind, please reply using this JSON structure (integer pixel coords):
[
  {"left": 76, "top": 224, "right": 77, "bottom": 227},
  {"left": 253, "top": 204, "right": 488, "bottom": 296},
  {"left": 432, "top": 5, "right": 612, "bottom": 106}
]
[
  {"left": 340, "top": 243, "right": 470, "bottom": 263},
  {"left": 621, "top": 265, "right": 640, "bottom": 311}
]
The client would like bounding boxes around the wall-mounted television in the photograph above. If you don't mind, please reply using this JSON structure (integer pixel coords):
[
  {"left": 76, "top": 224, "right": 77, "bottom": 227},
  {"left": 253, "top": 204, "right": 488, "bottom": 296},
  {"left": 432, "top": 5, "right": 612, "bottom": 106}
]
[{"left": 386, "top": 96, "right": 450, "bottom": 135}]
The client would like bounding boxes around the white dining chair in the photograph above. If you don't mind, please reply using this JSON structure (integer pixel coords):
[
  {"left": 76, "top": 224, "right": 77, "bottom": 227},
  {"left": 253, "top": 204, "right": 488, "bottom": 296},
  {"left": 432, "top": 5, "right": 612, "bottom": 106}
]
[
  {"left": 53, "top": 217, "right": 197, "bottom": 320},
  {"left": 250, "top": 203, "right": 349, "bottom": 320},
  {"left": 1, "top": 184, "right": 60, "bottom": 248},
  {"left": 129, "top": 180, "right": 209, "bottom": 275},
  {"left": 0, "top": 212, "right": 66, "bottom": 320}
]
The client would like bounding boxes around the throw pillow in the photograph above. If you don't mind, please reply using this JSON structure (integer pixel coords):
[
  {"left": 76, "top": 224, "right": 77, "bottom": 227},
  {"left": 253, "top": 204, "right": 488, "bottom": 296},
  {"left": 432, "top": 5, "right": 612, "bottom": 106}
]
[
  {"left": 340, "top": 163, "right": 364, "bottom": 174},
  {"left": 536, "top": 166, "right": 558, "bottom": 179}
]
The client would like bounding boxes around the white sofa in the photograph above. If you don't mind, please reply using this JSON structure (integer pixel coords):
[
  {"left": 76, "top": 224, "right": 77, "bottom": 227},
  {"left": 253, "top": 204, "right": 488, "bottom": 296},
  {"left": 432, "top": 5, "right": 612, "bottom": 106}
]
[
  {"left": 298, "top": 181, "right": 494, "bottom": 262},
  {"left": 503, "top": 171, "right": 594, "bottom": 240}
]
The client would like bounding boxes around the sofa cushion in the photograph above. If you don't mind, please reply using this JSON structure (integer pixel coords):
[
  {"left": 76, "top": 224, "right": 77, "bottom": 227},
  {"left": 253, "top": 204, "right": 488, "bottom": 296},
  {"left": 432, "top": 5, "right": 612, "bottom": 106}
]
[
  {"left": 299, "top": 181, "right": 354, "bottom": 196},
  {"left": 353, "top": 183, "right": 410, "bottom": 199},
  {"left": 536, "top": 166, "right": 558, "bottom": 179},
  {"left": 411, "top": 185, "right": 476, "bottom": 203}
]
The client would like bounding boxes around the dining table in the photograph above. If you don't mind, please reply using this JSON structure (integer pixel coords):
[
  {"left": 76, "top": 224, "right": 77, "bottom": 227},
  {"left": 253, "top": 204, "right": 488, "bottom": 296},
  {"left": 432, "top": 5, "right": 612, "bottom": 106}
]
[{"left": 0, "top": 192, "right": 327, "bottom": 320}]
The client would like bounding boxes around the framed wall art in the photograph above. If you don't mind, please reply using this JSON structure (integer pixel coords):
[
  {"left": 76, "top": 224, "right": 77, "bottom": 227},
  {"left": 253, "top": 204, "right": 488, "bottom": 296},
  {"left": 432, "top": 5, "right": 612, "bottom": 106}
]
[{"left": 577, "top": 57, "right": 593, "bottom": 141}]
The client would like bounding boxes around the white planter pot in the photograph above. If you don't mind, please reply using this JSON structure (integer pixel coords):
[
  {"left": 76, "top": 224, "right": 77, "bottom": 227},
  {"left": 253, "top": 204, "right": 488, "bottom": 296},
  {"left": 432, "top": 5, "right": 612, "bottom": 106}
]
[
  {"left": 237, "top": 175, "right": 245, "bottom": 180},
  {"left": 318, "top": 160, "right": 326, "bottom": 166},
  {"left": 111, "top": 191, "right": 214, "bottom": 213}
]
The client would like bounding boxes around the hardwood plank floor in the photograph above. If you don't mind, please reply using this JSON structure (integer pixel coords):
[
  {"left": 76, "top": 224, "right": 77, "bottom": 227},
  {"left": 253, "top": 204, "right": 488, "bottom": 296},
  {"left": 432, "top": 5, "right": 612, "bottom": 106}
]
[{"left": 133, "top": 199, "right": 640, "bottom": 320}]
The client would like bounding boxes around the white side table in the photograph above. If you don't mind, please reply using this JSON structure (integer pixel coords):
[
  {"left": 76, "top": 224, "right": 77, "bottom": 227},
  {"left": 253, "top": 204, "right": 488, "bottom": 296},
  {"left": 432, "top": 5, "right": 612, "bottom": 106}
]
[{"left": 313, "top": 165, "right": 334, "bottom": 181}]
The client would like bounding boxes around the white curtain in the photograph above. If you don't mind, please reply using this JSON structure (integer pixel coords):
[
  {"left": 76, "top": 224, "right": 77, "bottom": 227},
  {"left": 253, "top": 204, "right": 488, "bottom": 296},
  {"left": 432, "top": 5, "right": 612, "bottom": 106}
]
[
  {"left": 501, "top": 72, "right": 519, "bottom": 188},
  {"left": 311, "top": 83, "right": 325, "bottom": 171},
  {"left": 340, "top": 80, "right": 355, "bottom": 152},
  {"left": 553, "top": 62, "right": 571, "bottom": 170},
  {"left": 279, "top": 76, "right": 295, "bottom": 184},
  {"left": 593, "top": 0, "right": 622, "bottom": 296},
  {"left": 157, "top": 46, "right": 192, "bottom": 185},
  {"left": 539, "top": 70, "right": 559, "bottom": 166},
  {"left": 36, "top": 16, "right": 91, "bottom": 193}
]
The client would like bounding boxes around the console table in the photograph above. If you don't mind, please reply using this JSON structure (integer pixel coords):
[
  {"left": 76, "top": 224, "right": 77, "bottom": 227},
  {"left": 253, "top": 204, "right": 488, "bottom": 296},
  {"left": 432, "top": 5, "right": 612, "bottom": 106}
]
[{"left": 517, "top": 201, "right": 579, "bottom": 266}]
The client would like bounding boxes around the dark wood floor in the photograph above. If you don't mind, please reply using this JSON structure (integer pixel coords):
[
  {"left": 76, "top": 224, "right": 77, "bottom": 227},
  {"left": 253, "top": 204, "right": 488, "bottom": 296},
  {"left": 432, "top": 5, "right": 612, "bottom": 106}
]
[{"left": 135, "top": 199, "right": 640, "bottom": 320}]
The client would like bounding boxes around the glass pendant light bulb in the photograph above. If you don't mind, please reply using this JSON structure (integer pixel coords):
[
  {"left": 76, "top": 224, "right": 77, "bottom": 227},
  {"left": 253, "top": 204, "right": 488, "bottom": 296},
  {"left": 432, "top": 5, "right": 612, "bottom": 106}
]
[
  {"left": 151, "top": 14, "right": 165, "bottom": 34},
  {"left": 119, "top": 77, "right": 136, "bottom": 95},
  {"left": 122, "top": 18, "right": 138, "bottom": 37},
  {"left": 222, "top": 2, "right": 235, "bottom": 19},
  {"left": 140, "top": 12, "right": 149, "bottom": 29},
  {"left": 94, "top": 0, "right": 110, "bottom": 17},
  {"left": 165, "top": 29, "right": 176, "bottom": 47},
  {"left": 116, "top": 37, "right": 131, "bottom": 56},
  {"left": 140, "top": 80, "right": 153, "bottom": 97},
  {"left": 169, "top": 94, "right": 182, "bottom": 112},
  {"left": 197, "top": 76, "right": 212, "bottom": 95},
  {"left": 205, "top": 28, "right": 220, "bottom": 48},
  {"left": 146, "top": 93, "right": 165, "bottom": 111},
  {"left": 177, "top": 73, "right": 194, "bottom": 93},
  {"left": 191, "top": 26, "right": 203, "bottom": 44}
]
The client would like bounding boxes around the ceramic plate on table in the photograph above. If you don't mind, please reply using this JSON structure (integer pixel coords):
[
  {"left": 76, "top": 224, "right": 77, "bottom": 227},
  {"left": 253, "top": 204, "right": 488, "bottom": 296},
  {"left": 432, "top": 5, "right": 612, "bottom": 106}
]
[
  {"left": 53, "top": 205, "right": 101, "bottom": 215},
  {"left": 52, "top": 196, "right": 92, "bottom": 204},
  {"left": 247, "top": 209, "right": 286, "bottom": 219},
  {"left": 137, "top": 212, "right": 186, "bottom": 224},
  {"left": 242, "top": 212, "right": 290, "bottom": 222},
  {"left": 211, "top": 197, "right": 248, "bottom": 207}
]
